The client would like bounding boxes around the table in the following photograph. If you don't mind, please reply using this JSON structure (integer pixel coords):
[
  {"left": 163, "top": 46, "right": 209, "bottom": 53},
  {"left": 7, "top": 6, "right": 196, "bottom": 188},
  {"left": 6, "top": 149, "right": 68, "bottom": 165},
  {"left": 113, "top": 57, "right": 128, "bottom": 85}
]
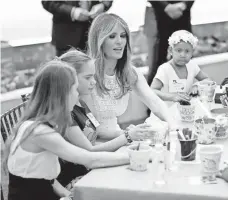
[{"left": 74, "top": 96, "right": 228, "bottom": 200}]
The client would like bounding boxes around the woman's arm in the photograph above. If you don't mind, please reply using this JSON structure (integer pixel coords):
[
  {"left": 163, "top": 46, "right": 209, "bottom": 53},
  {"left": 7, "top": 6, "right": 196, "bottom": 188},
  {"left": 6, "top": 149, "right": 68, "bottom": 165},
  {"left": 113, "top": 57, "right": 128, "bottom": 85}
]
[
  {"left": 52, "top": 179, "right": 71, "bottom": 198},
  {"left": 132, "top": 69, "right": 175, "bottom": 126},
  {"left": 151, "top": 78, "right": 174, "bottom": 101},
  {"left": 66, "top": 126, "right": 127, "bottom": 152},
  {"left": 67, "top": 123, "right": 152, "bottom": 152},
  {"left": 33, "top": 125, "right": 129, "bottom": 169}
]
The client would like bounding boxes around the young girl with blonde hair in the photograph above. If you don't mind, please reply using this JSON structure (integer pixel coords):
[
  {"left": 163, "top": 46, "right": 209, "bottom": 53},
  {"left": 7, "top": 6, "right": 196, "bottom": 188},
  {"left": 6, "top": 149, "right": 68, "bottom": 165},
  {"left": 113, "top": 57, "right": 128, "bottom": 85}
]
[
  {"left": 5, "top": 60, "right": 130, "bottom": 200},
  {"left": 57, "top": 49, "right": 152, "bottom": 191}
]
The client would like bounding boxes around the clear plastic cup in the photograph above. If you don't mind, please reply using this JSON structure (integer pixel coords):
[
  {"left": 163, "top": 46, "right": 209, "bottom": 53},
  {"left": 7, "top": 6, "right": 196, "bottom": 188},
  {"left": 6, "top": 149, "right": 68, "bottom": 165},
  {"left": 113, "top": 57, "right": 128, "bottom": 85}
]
[{"left": 199, "top": 145, "right": 223, "bottom": 179}]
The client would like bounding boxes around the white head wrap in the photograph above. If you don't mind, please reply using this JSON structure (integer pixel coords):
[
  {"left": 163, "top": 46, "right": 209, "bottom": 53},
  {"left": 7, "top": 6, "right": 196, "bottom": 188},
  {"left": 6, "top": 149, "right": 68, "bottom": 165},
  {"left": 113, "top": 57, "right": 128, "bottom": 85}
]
[{"left": 168, "top": 30, "right": 198, "bottom": 49}]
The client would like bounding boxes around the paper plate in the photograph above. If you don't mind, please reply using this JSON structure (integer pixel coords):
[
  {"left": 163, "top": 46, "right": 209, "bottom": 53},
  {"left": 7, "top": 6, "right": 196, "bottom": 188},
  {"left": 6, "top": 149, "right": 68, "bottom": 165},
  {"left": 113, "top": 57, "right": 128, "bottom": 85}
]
[{"left": 211, "top": 108, "right": 228, "bottom": 115}]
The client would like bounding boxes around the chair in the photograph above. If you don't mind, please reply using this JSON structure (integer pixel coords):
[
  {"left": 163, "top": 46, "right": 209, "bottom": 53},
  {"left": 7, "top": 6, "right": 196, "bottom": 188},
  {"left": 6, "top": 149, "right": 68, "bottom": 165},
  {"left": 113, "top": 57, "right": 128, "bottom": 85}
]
[
  {"left": 1, "top": 102, "right": 26, "bottom": 143},
  {"left": 1, "top": 102, "right": 27, "bottom": 200}
]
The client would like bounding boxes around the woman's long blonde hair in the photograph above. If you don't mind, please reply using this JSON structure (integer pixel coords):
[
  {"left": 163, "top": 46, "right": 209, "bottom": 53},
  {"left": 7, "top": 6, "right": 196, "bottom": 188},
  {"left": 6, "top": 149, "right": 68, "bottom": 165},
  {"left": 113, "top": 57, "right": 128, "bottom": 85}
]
[
  {"left": 88, "top": 13, "right": 138, "bottom": 98},
  {"left": 4, "top": 60, "right": 77, "bottom": 171}
]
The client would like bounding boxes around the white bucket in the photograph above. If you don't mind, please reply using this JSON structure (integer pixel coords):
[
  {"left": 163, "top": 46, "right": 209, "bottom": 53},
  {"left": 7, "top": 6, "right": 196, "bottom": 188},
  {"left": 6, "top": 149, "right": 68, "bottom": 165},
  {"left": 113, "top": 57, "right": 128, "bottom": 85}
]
[{"left": 128, "top": 144, "right": 152, "bottom": 171}]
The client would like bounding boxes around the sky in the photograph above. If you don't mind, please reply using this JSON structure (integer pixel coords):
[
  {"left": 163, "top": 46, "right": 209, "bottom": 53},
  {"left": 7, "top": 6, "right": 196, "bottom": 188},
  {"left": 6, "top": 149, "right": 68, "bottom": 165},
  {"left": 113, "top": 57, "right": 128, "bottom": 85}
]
[{"left": 1, "top": 0, "right": 228, "bottom": 43}]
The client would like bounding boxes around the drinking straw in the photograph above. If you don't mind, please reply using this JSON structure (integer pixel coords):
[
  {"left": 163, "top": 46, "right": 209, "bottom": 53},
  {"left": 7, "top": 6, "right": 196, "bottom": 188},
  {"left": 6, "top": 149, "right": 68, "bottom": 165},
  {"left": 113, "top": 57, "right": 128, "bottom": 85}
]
[
  {"left": 176, "top": 129, "right": 186, "bottom": 140},
  {"left": 191, "top": 131, "right": 199, "bottom": 139},
  {"left": 190, "top": 130, "right": 194, "bottom": 139},
  {"left": 183, "top": 128, "right": 188, "bottom": 140},
  {"left": 185, "top": 135, "right": 190, "bottom": 140},
  {"left": 189, "top": 130, "right": 192, "bottom": 140},
  {"left": 136, "top": 142, "right": 140, "bottom": 151}
]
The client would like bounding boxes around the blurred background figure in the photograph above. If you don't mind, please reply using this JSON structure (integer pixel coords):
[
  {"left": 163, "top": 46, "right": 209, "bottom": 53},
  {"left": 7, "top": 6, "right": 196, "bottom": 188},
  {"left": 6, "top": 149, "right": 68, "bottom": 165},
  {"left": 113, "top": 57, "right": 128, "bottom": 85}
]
[
  {"left": 144, "top": 1, "right": 158, "bottom": 86},
  {"left": 145, "top": 1, "right": 195, "bottom": 85},
  {"left": 41, "top": 1, "right": 113, "bottom": 56}
]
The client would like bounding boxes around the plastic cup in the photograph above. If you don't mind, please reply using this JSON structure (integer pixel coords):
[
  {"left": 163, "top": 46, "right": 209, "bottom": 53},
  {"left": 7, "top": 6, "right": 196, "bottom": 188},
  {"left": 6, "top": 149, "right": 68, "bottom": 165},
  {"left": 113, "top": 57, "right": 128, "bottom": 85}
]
[
  {"left": 128, "top": 144, "right": 152, "bottom": 171},
  {"left": 179, "top": 138, "right": 197, "bottom": 161},
  {"left": 199, "top": 145, "right": 223, "bottom": 176},
  {"left": 198, "top": 81, "right": 216, "bottom": 102},
  {"left": 142, "top": 129, "right": 167, "bottom": 146}
]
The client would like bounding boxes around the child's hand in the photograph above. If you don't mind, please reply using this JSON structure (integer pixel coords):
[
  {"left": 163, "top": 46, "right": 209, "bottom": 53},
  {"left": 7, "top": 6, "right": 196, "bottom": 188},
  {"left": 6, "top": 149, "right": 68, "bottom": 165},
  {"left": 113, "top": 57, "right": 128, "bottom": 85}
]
[
  {"left": 171, "top": 93, "right": 190, "bottom": 102},
  {"left": 217, "top": 166, "right": 228, "bottom": 182},
  {"left": 190, "top": 85, "right": 198, "bottom": 95}
]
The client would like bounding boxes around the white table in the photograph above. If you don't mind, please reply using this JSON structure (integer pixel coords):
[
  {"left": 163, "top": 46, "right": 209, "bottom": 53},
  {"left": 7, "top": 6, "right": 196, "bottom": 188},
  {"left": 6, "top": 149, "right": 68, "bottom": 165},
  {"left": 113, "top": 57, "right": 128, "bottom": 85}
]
[{"left": 73, "top": 98, "right": 228, "bottom": 200}]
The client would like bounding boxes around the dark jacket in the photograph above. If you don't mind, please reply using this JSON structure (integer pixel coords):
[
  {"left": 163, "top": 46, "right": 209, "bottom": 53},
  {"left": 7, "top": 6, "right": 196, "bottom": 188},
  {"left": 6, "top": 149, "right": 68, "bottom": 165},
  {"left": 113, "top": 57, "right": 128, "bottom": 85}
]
[
  {"left": 148, "top": 1, "right": 194, "bottom": 33},
  {"left": 42, "top": 1, "right": 112, "bottom": 50}
]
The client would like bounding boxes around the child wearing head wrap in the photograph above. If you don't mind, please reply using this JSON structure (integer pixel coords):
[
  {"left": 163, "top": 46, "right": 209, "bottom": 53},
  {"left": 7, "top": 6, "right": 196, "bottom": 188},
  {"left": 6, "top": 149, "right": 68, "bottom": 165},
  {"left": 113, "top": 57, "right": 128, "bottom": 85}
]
[{"left": 150, "top": 30, "right": 210, "bottom": 104}]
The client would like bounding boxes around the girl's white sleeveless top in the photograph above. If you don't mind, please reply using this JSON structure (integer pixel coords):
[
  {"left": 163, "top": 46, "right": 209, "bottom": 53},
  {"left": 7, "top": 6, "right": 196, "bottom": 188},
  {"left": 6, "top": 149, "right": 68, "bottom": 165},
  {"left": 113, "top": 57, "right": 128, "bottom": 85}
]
[
  {"left": 91, "top": 74, "right": 130, "bottom": 138},
  {"left": 8, "top": 121, "right": 60, "bottom": 180}
]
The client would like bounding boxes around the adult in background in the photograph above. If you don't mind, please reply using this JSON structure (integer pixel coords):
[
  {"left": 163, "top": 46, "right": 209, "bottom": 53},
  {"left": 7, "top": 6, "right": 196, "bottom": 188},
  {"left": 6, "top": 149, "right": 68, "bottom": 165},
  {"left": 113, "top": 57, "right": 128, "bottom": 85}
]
[
  {"left": 41, "top": 1, "right": 112, "bottom": 56},
  {"left": 146, "top": 1, "right": 195, "bottom": 85}
]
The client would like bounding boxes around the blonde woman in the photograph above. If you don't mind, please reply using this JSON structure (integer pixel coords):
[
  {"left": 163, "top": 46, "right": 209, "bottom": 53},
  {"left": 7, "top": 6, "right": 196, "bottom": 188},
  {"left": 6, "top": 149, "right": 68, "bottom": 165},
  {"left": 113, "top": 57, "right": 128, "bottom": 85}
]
[
  {"left": 5, "top": 60, "right": 130, "bottom": 200},
  {"left": 84, "top": 13, "right": 175, "bottom": 140},
  {"left": 57, "top": 49, "right": 151, "bottom": 190}
]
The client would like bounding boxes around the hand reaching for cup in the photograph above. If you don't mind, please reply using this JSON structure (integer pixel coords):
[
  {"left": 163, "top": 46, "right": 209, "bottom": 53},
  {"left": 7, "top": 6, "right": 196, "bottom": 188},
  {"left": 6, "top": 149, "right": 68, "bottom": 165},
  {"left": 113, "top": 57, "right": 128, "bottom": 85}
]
[
  {"left": 127, "top": 124, "right": 153, "bottom": 141},
  {"left": 217, "top": 164, "right": 228, "bottom": 182}
]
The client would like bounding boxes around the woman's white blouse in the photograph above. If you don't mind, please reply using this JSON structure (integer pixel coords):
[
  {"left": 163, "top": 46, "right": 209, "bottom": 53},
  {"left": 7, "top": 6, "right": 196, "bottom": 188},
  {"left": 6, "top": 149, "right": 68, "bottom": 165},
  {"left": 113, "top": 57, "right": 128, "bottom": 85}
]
[
  {"left": 8, "top": 121, "right": 60, "bottom": 180},
  {"left": 91, "top": 74, "right": 130, "bottom": 138}
]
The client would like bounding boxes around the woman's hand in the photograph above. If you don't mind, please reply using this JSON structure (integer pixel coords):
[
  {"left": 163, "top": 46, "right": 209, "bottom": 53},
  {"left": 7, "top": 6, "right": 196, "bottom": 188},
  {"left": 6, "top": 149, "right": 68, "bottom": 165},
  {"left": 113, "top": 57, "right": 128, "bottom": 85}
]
[
  {"left": 170, "top": 93, "right": 190, "bottom": 102},
  {"left": 128, "top": 124, "right": 153, "bottom": 141}
]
